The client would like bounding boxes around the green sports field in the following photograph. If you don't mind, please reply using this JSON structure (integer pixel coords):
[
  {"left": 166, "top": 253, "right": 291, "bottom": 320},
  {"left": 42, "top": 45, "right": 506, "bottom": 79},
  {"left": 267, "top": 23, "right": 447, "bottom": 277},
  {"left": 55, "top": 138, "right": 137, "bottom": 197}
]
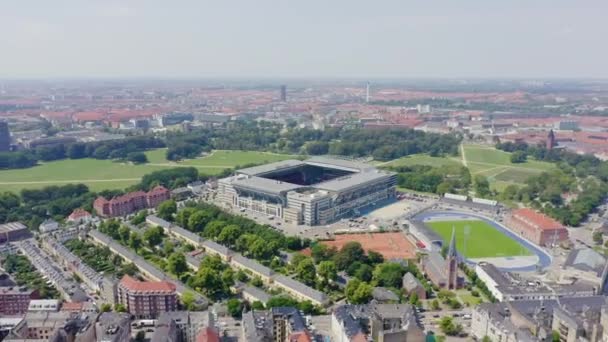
[
  {"left": 0, "top": 149, "right": 296, "bottom": 193},
  {"left": 426, "top": 219, "right": 530, "bottom": 258},
  {"left": 462, "top": 144, "right": 556, "bottom": 191}
]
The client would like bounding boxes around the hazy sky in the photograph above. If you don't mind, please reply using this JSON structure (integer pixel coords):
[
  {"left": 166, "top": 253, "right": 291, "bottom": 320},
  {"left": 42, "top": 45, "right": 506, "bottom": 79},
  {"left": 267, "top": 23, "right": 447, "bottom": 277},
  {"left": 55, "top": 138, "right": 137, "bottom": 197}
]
[{"left": 1, "top": 0, "right": 607, "bottom": 79}]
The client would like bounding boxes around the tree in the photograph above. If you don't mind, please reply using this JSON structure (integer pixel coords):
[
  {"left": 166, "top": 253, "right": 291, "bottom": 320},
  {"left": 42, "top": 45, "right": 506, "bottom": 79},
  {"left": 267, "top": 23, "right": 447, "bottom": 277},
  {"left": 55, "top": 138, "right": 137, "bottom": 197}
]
[
  {"left": 127, "top": 152, "right": 148, "bottom": 164},
  {"left": 430, "top": 299, "right": 441, "bottom": 310},
  {"left": 409, "top": 292, "right": 419, "bottom": 306},
  {"left": 118, "top": 225, "right": 131, "bottom": 243},
  {"left": 181, "top": 291, "right": 197, "bottom": 310},
  {"left": 143, "top": 226, "right": 163, "bottom": 247},
  {"left": 100, "top": 303, "right": 112, "bottom": 313},
  {"left": 372, "top": 262, "right": 406, "bottom": 288},
  {"left": 217, "top": 225, "right": 241, "bottom": 247},
  {"left": 114, "top": 303, "right": 127, "bottom": 312},
  {"left": 251, "top": 276, "right": 263, "bottom": 288},
  {"left": 130, "top": 210, "right": 147, "bottom": 225},
  {"left": 176, "top": 207, "right": 197, "bottom": 228},
  {"left": 128, "top": 232, "right": 142, "bottom": 252},
  {"left": 318, "top": 260, "right": 337, "bottom": 284},
  {"left": 311, "top": 243, "right": 337, "bottom": 263},
  {"left": 296, "top": 258, "right": 317, "bottom": 286},
  {"left": 200, "top": 219, "right": 224, "bottom": 237},
  {"left": 251, "top": 301, "right": 265, "bottom": 310},
  {"left": 167, "top": 252, "right": 188, "bottom": 276},
  {"left": 334, "top": 242, "right": 365, "bottom": 270},
  {"left": 351, "top": 282, "right": 373, "bottom": 304},
  {"left": 354, "top": 264, "right": 373, "bottom": 282},
  {"left": 552, "top": 331, "right": 560, "bottom": 342},
  {"left": 482, "top": 337, "right": 492, "bottom": 342},
  {"left": 474, "top": 175, "right": 491, "bottom": 197},
  {"left": 439, "top": 316, "right": 462, "bottom": 336},
  {"left": 157, "top": 200, "right": 177, "bottom": 221},
  {"left": 367, "top": 250, "right": 384, "bottom": 265},
  {"left": 135, "top": 330, "right": 146, "bottom": 342},
  {"left": 593, "top": 231, "right": 603, "bottom": 245},
  {"left": 510, "top": 150, "right": 527, "bottom": 163},
  {"left": 227, "top": 298, "right": 243, "bottom": 318}
]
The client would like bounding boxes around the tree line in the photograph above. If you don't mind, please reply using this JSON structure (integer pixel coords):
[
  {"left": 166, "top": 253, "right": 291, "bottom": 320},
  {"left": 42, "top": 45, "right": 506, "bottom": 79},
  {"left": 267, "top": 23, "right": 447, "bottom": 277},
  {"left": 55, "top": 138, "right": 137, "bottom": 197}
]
[{"left": 0, "top": 136, "right": 164, "bottom": 169}]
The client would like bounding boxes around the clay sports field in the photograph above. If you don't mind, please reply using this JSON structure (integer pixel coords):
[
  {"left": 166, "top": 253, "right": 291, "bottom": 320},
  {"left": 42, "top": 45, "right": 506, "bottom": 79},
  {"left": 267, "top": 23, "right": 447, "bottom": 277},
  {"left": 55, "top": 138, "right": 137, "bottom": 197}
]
[{"left": 321, "top": 232, "right": 417, "bottom": 260}]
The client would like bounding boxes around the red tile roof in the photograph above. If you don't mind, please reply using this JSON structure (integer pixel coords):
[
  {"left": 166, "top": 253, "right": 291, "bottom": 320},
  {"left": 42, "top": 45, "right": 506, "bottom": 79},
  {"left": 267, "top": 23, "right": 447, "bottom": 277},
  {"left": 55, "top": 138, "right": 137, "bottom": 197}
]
[
  {"left": 119, "top": 275, "right": 176, "bottom": 293},
  {"left": 61, "top": 302, "right": 83, "bottom": 312},
  {"left": 196, "top": 327, "right": 220, "bottom": 342},
  {"left": 68, "top": 208, "right": 92, "bottom": 221},
  {"left": 512, "top": 208, "right": 565, "bottom": 230},
  {"left": 289, "top": 331, "right": 313, "bottom": 342}
]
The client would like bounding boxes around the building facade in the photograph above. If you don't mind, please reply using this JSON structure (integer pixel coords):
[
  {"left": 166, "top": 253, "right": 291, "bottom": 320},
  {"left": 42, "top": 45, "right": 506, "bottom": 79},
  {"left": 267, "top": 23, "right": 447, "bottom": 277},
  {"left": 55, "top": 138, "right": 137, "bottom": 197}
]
[
  {"left": 0, "top": 287, "right": 37, "bottom": 315},
  {"left": 117, "top": 275, "right": 178, "bottom": 319},
  {"left": 507, "top": 208, "right": 569, "bottom": 246},
  {"left": 94, "top": 186, "right": 170, "bottom": 217}
]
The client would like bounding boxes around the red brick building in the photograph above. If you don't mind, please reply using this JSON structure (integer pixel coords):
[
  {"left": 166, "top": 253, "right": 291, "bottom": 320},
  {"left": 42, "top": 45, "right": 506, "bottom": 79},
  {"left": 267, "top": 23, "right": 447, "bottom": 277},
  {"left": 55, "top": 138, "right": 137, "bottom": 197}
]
[
  {"left": 507, "top": 208, "right": 569, "bottom": 246},
  {"left": 117, "top": 275, "right": 177, "bottom": 319},
  {"left": 0, "top": 287, "right": 38, "bottom": 315},
  {"left": 94, "top": 186, "right": 170, "bottom": 217}
]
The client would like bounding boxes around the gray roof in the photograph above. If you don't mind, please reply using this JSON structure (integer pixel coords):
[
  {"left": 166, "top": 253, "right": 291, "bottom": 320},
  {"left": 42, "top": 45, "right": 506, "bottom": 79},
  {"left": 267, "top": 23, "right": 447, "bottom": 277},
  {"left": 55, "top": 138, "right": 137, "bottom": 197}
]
[
  {"left": 424, "top": 251, "right": 447, "bottom": 282},
  {"left": 146, "top": 215, "right": 171, "bottom": 229},
  {"left": 305, "top": 156, "right": 370, "bottom": 172},
  {"left": 201, "top": 240, "right": 231, "bottom": 257},
  {"left": 237, "top": 160, "right": 304, "bottom": 176},
  {"left": 0, "top": 222, "right": 27, "bottom": 233},
  {"left": 372, "top": 287, "right": 399, "bottom": 302},
  {"left": 333, "top": 305, "right": 366, "bottom": 338},
  {"left": 402, "top": 272, "right": 424, "bottom": 292},
  {"left": 234, "top": 281, "right": 272, "bottom": 304},
  {"left": 273, "top": 275, "right": 328, "bottom": 304},
  {"left": 232, "top": 176, "right": 302, "bottom": 195},
  {"left": 564, "top": 248, "right": 607, "bottom": 275},
  {"left": 315, "top": 170, "right": 394, "bottom": 193},
  {"left": 231, "top": 254, "right": 274, "bottom": 278}
]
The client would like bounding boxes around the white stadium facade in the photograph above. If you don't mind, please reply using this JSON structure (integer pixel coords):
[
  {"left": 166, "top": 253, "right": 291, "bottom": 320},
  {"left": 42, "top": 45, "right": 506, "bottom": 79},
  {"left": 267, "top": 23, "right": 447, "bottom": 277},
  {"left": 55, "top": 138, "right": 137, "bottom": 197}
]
[{"left": 218, "top": 156, "right": 397, "bottom": 226}]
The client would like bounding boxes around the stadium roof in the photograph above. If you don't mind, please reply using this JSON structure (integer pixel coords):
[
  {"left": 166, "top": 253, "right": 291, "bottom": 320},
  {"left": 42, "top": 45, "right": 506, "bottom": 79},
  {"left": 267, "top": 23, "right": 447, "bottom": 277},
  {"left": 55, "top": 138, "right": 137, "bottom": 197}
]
[
  {"left": 305, "top": 156, "right": 370, "bottom": 172},
  {"left": 232, "top": 176, "right": 302, "bottom": 195},
  {"left": 236, "top": 160, "right": 304, "bottom": 176},
  {"left": 315, "top": 170, "right": 394, "bottom": 193}
]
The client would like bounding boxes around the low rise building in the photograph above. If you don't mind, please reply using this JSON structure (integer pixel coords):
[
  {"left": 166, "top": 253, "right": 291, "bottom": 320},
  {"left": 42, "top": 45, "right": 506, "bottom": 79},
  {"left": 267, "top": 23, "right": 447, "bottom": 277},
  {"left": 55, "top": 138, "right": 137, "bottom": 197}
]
[
  {"left": 94, "top": 186, "right": 170, "bottom": 217},
  {"left": 0, "top": 222, "right": 30, "bottom": 244},
  {"left": 28, "top": 299, "right": 60, "bottom": 312},
  {"left": 402, "top": 273, "right": 427, "bottom": 300},
  {"left": 506, "top": 208, "right": 569, "bottom": 246},
  {"left": 331, "top": 303, "right": 423, "bottom": 342},
  {"left": 476, "top": 262, "right": 597, "bottom": 302},
  {"left": 39, "top": 219, "right": 59, "bottom": 233},
  {"left": 118, "top": 275, "right": 178, "bottom": 319},
  {"left": 67, "top": 209, "right": 93, "bottom": 224},
  {"left": 154, "top": 311, "right": 215, "bottom": 342},
  {"left": 0, "top": 286, "right": 37, "bottom": 315},
  {"left": 272, "top": 275, "right": 329, "bottom": 307},
  {"left": 242, "top": 307, "right": 312, "bottom": 342},
  {"left": 471, "top": 296, "right": 608, "bottom": 342}
]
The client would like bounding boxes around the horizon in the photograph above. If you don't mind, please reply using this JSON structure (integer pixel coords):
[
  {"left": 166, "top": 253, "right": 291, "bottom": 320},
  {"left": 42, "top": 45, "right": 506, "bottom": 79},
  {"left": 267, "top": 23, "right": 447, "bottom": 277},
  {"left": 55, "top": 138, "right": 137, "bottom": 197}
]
[{"left": 2, "top": 0, "right": 607, "bottom": 79}]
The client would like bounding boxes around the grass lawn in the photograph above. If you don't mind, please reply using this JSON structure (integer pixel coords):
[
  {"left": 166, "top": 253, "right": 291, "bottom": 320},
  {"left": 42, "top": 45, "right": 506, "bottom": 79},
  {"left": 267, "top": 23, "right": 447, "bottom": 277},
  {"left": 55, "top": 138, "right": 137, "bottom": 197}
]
[
  {"left": 426, "top": 219, "right": 530, "bottom": 258},
  {"left": 456, "top": 290, "right": 483, "bottom": 306},
  {"left": 462, "top": 144, "right": 556, "bottom": 190},
  {"left": 379, "top": 154, "right": 461, "bottom": 168},
  {"left": 0, "top": 149, "right": 296, "bottom": 193}
]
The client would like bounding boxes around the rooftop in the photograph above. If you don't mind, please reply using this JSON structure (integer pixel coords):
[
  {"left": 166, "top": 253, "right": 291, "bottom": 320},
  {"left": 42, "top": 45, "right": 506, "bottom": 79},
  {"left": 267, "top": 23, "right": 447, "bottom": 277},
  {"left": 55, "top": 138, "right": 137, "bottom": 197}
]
[
  {"left": 512, "top": 208, "right": 565, "bottom": 230},
  {"left": 119, "top": 275, "right": 176, "bottom": 293}
]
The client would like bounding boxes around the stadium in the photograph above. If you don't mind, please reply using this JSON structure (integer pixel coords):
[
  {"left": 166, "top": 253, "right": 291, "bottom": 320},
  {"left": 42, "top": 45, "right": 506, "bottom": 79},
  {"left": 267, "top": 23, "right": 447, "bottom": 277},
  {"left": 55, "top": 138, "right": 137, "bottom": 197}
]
[
  {"left": 218, "top": 156, "right": 397, "bottom": 226},
  {"left": 410, "top": 208, "right": 552, "bottom": 272}
]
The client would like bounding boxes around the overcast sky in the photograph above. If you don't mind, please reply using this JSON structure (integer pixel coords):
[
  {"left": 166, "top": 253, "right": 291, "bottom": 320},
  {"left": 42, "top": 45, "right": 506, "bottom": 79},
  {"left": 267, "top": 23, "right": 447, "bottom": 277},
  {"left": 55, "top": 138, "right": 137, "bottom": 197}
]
[{"left": 1, "top": 0, "right": 607, "bottom": 79}]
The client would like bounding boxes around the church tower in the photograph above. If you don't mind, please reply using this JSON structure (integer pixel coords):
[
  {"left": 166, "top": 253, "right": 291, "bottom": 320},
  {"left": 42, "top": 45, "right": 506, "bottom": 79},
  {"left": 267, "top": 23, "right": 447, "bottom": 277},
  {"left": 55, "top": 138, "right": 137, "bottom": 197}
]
[
  {"left": 546, "top": 129, "right": 556, "bottom": 150},
  {"left": 446, "top": 227, "right": 459, "bottom": 289}
]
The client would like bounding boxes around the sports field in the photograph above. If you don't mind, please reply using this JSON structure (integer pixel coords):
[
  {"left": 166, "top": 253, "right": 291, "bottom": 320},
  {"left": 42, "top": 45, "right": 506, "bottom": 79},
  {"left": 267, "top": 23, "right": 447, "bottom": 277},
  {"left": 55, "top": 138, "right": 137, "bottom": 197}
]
[
  {"left": 461, "top": 144, "right": 555, "bottom": 191},
  {"left": 426, "top": 219, "right": 530, "bottom": 259},
  {"left": 378, "top": 153, "right": 462, "bottom": 168},
  {"left": 0, "top": 150, "right": 296, "bottom": 193},
  {"left": 321, "top": 232, "right": 417, "bottom": 260}
]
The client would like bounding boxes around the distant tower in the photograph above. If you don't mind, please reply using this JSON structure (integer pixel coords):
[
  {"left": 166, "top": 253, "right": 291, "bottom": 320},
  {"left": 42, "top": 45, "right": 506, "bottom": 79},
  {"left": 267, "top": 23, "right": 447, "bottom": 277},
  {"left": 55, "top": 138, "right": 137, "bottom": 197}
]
[
  {"left": 280, "top": 85, "right": 287, "bottom": 102},
  {"left": 446, "top": 227, "right": 459, "bottom": 289},
  {"left": 546, "top": 129, "right": 556, "bottom": 150},
  {"left": 0, "top": 121, "right": 10, "bottom": 152},
  {"left": 365, "top": 82, "right": 370, "bottom": 103}
]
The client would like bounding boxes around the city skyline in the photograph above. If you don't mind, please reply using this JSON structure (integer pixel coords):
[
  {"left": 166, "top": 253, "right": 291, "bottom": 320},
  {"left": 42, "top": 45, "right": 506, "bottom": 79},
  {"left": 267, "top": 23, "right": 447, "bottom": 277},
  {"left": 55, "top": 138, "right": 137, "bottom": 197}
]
[{"left": 1, "top": 0, "right": 607, "bottom": 79}]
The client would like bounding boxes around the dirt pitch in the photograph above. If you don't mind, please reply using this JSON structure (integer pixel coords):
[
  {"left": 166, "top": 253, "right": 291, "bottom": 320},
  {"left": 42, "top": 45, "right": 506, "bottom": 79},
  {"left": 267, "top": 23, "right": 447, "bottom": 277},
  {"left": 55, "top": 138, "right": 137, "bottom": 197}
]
[{"left": 321, "top": 232, "right": 417, "bottom": 260}]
